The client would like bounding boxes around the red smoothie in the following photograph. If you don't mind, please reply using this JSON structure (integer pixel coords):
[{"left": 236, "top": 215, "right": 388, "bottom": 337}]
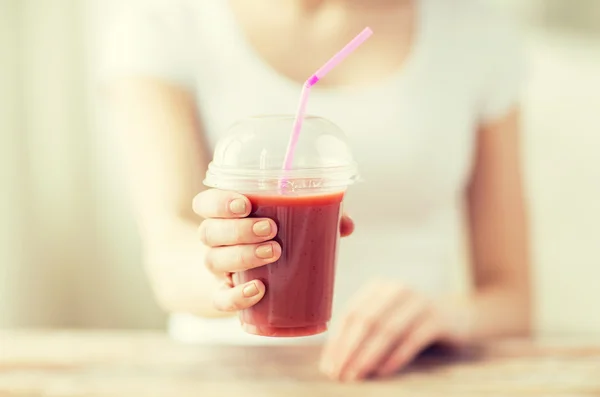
[{"left": 233, "top": 191, "right": 344, "bottom": 337}]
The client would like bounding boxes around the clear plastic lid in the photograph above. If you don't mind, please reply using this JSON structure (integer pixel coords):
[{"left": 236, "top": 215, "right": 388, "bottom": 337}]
[{"left": 204, "top": 115, "right": 358, "bottom": 193}]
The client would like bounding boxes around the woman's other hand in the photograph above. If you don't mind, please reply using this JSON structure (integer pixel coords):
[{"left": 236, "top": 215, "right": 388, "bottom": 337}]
[
  {"left": 320, "top": 280, "right": 453, "bottom": 382},
  {"left": 193, "top": 189, "right": 279, "bottom": 313}
]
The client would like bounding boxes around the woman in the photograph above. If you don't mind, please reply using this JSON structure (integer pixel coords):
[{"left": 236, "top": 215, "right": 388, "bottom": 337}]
[{"left": 102, "top": 0, "right": 531, "bottom": 381}]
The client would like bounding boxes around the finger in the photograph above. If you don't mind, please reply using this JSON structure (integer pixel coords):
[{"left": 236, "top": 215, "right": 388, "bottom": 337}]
[
  {"left": 199, "top": 218, "right": 277, "bottom": 247},
  {"left": 376, "top": 316, "right": 440, "bottom": 377},
  {"left": 340, "top": 213, "right": 354, "bottom": 237},
  {"left": 321, "top": 281, "right": 391, "bottom": 366},
  {"left": 193, "top": 189, "right": 251, "bottom": 219},
  {"left": 383, "top": 295, "right": 430, "bottom": 335},
  {"left": 342, "top": 295, "right": 429, "bottom": 381},
  {"left": 320, "top": 281, "right": 383, "bottom": 371},
  {"left": 211, "top": 279, "right": 266, "bottom": 312},
  {"left": 205, "top": 242, "right": 282, "bottom": 274},
  {"left": 321, "top": 282, "right": 408, "bottom": 380}
]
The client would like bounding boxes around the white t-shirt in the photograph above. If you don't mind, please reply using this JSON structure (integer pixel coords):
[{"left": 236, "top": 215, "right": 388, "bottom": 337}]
[{"left": 101, "top": 0, "right": 523, "bottom": 344}]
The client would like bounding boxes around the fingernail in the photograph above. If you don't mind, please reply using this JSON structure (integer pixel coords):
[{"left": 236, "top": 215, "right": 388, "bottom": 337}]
[
  {"left": 229, "top": 198, "right": 247, "bottom": 215},
  {"left": 243, "top": 282, "right": 259, "bottom": 298},
  {"left": 252, "top": 220, "right": 271, "bottom": 237},
  {"left": 255, "top": 243, "right": 274, "bottom": 259}
]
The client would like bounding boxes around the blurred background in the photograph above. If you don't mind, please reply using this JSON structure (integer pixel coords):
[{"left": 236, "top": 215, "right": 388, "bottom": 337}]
[{"left": 1, "top": 0, "right": 599, "bottom": 335}]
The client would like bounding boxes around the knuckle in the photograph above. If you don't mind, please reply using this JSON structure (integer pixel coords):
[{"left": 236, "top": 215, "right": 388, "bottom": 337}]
[
  {"left": 236, "top": 246, "right": 251, "bottom": 269},
  {"left": 212, "top": 293, "right": 239, "bottom": 313},
  {"left": 392, "top": 348, "right": 411, "bottom": 367},
  {"left": 344, "top": 310, "right": 359, "bottom": 325},
  {"left": 202, "top": 219, "right": 225, "bottom": 247},
  {"left": 196, "top": 190, "right": 219, "bottom": 215},
  {"left": 397, "top": 286, "right": 415, "bottom": 302},
  {"left": 352, "top": 312, "right": 380, "bottom": 332},
  {"left": 198, "top": 221, "right": 210, "bottom": 245},
  {"left": 379, "top": 322, "right": 400, "bottom": 339},
  {"left": 402, "top": 343, "right": 418, "bottom": 361},
  {"left": 231, "top": 220, "right": 245, "bottom": 243},
  {"left": 192, "top": 193, "right": 204, "bottom": 215},
  {"left": 204, "top": 249, "right": 216, "bottom": 273},
  {"left": 211, "top": 291, "right": 225, "bottom": 312},
  {"left": 364, "top": 317, "right": 382, "bottom": 333},
  {"left": 414, "top": 296, "right": 429, "bottom": 312},
  {"left": 422, "top": 302, "right": 434, "bottom": 317},
  {"left": 230, "top": 297, "right": 245, "bottom": 312}
]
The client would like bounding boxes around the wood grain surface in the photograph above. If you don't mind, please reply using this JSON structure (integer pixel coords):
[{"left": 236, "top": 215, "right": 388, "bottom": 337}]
[{"left": 0, "top": 331, "right": 599, "bottom": 396}]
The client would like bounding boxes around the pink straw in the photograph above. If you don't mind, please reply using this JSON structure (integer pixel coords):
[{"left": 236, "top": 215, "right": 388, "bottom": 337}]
[{"left": 283, "top": 27, "right": 373, "bottom": 170}]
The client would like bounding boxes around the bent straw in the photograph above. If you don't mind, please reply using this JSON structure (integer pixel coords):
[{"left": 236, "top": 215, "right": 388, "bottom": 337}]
[{"left": 282, "top": 27, "right": 373, "bottom": 171}]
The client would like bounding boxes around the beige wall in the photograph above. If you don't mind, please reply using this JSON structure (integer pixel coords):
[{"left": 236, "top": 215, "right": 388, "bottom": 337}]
[
  {"left": 0, "top": 0, "right": 22, "bottom": 327},
  {"left": 0, "top": 0, "right": 164, "bottom": 329},
  {"left": 1, "top": 0, "right": 599, "bottom": 335},
  {"left": 524, "top": 33, "right": 600, "bottom": 335},
  {"left": 0, "top": 0, "right": 85, "bottom": 327}
]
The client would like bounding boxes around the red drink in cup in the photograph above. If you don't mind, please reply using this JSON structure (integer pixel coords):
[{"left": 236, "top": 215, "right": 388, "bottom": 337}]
[
  {"left": 237, "top": 192, "right": 343, "bottom": 336},
  {"left": 204, "top": 115, "right": 358, "bottom": 337}
]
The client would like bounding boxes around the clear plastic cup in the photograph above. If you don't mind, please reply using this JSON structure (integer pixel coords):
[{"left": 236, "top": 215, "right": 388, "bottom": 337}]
[{"left": 204, "top": 115, "right": 358, "bottom": 337}]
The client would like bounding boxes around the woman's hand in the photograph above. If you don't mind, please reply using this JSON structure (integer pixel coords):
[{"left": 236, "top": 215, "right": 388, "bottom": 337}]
[
  {"left": 320, "top": 280, "right": 452, "bottom": 382},
  {"left": 193, "top": 189, "right": 279, "bottom": 313},
  {"left": 193, "top": 189, "right": 354, "bottom": 314}
]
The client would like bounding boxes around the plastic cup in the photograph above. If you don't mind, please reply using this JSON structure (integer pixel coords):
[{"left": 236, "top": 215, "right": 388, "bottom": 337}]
[{"left": 204, "top": 115, "right": 358, "bottom": 337}]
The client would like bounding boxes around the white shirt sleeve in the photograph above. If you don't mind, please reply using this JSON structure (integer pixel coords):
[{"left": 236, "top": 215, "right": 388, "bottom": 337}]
[
  {"left": 98, "top": 0, "right": 195, "bottom": 90},
  {"left": 476, "top": 8, "right": 526, "bottom": 123}
]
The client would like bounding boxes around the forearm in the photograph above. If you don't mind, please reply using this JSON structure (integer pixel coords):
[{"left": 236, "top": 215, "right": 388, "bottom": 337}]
[
  {"left": 104, "top": 80, "right": 222, "bottom": 317},
  {"left": 456, "top": 110, "right": 531, "bottom": 344},
  {"left": 142, "top": 218, "right": 233, "bottom": 319},
  {"left": 442, "top": 285, "right": 531, "bottom": 345}
]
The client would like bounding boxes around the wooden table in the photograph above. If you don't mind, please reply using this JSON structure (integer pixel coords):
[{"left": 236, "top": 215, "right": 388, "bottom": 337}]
[{"left": 0, "top": 331, "right": 599, "bottom": 396}]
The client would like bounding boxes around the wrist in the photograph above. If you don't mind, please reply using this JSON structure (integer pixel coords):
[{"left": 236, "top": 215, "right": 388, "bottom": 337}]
[{"left": 436, "top": 298, "right": 474, "bottom": 346}]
